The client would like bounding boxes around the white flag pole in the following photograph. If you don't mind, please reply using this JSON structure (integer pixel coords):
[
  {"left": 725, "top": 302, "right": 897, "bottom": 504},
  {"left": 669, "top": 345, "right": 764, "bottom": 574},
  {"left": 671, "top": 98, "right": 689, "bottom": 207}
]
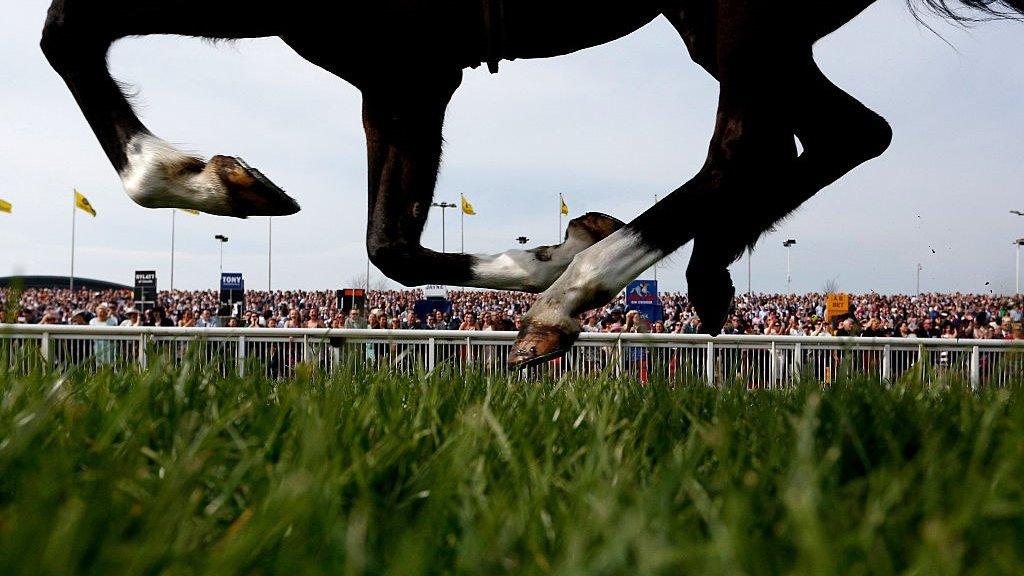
[{"left": 70, "top": 191, "right": 76, "bottom": 292}]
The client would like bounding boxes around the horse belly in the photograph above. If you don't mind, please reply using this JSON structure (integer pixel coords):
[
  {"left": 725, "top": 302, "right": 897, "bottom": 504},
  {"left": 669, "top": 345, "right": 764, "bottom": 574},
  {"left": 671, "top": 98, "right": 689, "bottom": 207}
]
[{"left": 504, "top": 1, "right": 662, "bottom": 60}]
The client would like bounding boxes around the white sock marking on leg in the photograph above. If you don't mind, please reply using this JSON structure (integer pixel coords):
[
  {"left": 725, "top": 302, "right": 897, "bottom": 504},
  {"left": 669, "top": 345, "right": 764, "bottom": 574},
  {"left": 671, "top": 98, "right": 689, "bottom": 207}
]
[
  {"left": 471, "top": 233, "right": 591, "bottom": 291},
  {"left": 120, "top": 134, "right": 229, "bottom": 212},
  {"left": 528, "top": 230, "right": 664, "bottom": 326}
]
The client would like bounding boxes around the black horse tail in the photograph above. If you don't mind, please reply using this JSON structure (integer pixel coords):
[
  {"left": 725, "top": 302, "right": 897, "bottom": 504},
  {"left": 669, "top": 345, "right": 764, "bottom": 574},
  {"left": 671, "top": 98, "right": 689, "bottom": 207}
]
[{"left": 912, "top": 0, "right": 1024, "bottom": 21}]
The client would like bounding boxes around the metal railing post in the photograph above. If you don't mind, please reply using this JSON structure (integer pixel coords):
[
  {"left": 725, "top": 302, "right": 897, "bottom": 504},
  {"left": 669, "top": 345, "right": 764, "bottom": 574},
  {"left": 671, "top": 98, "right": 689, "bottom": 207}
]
[
  {"left": 918, "top": 343, "right": 927, "bottom": 383},
  {"left": 41, "top": 332, "right": 52, "bottom": 370},
  {"left": 882, "top": 345, "right": 891, "bottom": 382},
  {"left": 428, "top": 337, "right": 436, "bottom": 372},
  {"left": 615, "top": 339, "right": 623, "bottom": 379},
  {"left": 237, "top": 335, "right": 246, "bottom": 377},
  {"left": 705, "top": 341, "right": 714, "bottom": 386},
  {"left": 302, "top": 334, "right": 312, "bottom": 364},
  {"left": 793, "top": 342, "right": 802, "bottom": 384},
  {"left": 970, "top": 345, "right": 981, "bottom": 390},
  {"left": 138, "top": 333, "right": 147, "bottom": 371}
]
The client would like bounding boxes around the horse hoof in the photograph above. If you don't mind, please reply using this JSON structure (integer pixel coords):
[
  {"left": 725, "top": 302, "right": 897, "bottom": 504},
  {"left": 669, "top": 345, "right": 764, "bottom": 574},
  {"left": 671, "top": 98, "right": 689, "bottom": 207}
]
[
  {"left": 210, "top": 156, "right": 301, "bottom": 218},
  {"left": 508, "top": 320, "right": 580, "bottom": 369},
  {"left": 565, "top": 212, "right": 625, "bottom": 243}
]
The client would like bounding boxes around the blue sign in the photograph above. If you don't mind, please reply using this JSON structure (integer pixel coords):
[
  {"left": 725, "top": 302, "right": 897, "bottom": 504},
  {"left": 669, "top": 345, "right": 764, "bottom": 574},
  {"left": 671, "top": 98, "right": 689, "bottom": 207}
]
[
  {"left": 220, "top": 273, "right": 244, "bottom": 291},
  {"left": 625, "top": 279, "right": 663, "bottom": 322}
]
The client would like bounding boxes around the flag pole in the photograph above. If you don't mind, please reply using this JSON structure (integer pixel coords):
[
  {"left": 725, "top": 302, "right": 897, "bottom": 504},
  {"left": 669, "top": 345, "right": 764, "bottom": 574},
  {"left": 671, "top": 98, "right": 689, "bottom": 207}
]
[
  {"left": 70, "top": 191, "right": 76, "bottom": 292},
  {"left": 558, "top": 195, "right": 562, "bottom": 242},
  {"left": 460, "top": 195, "right": 465, "bottom": 254},
  {"left": 170, "top": 210, "right": 176, "bottom": 291}
]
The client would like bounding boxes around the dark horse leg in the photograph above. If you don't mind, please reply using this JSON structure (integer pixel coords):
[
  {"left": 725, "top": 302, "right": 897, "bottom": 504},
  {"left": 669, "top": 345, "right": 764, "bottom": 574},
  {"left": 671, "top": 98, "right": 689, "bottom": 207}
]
[
  {"left": 676, "top": 1, "right": 891, "bottom": 334},
  {"left": 509, "top": 0, "right": 891, "bottom": 366},
  {"left": 40, "top": 0, "right": 299, "bottom": 217},
  {"left": 360, "top": 71, "right": 624, "bottom": 292}
]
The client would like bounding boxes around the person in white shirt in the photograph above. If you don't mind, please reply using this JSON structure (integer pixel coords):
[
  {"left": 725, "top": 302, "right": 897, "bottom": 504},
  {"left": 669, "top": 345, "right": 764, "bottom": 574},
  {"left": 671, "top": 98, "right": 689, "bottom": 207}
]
[{"left": 89, "top": 304, "right": 118, "bottom": 365}]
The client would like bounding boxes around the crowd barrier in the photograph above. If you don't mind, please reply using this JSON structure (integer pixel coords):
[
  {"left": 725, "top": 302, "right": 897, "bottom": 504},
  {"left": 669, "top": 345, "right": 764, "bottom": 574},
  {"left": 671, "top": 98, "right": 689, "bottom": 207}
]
[{"left": 2, "top": 325, "right": 1023, "bottom": 388}]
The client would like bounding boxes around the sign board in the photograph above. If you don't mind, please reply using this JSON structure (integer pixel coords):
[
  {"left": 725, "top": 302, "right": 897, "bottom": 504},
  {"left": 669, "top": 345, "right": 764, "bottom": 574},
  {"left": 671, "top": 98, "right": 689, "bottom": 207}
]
[
  {"left": 336, "top": 288, "right": 367, "bottom": 313},
  {"left": 219, "top": 273, "right": 245, "bottom": 317},
  {"left": 423, "top": 285, "right": 448, "bottom": 300},
  {"left": 414, "top": 299, "right": 453, "bottom": 328},
  {"left": 826, "top": 293, "right": 850, "bottom": 321},
  {"left": 625, "top": 279, "right": 663, "bottom": 322},
  {"left": 133, "top": 270, "right": 157, "bottom": 312}
]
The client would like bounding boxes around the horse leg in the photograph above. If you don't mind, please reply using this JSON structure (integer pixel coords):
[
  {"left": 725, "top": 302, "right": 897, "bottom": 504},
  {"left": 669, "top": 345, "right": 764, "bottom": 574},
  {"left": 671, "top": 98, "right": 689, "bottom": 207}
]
[
  {"left": 509, "top": 0, "right": 803, "bottom": 367},
  {"left": 684, "top": 60, "right": 891, "bottom": 334},
  {"left": 664, "top": 1, "right": 890, "bottom": 335},
  {"left": 362, "top": 73, "right": 624, "bottom": 292},
  {"left": 40, "top": 0, "right": 298, "bottom": 217}
]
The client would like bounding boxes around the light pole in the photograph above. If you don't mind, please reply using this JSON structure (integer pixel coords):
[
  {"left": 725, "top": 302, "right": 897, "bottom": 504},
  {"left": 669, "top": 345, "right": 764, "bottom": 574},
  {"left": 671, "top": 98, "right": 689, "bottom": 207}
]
[
  {"left": 917, "top": 263, "right": 922, "bottom": 295},
  {"left": 214, "top": 234, "right": 228, "bottom": 276},
  {"left": 431, "top": 202, "right": 456, "bottom": 253},
  {"left": 1015, "top": 238, "right": 1024, "bottom": 296},
  {"left": 783, "top": 239, "right": 796, "bottom": 294},
  {"left": 747, "top": 248, "right": 752, "bottom": 296},
  {"left": 267, "top": 218, "right": 273, "bottom": 292}
]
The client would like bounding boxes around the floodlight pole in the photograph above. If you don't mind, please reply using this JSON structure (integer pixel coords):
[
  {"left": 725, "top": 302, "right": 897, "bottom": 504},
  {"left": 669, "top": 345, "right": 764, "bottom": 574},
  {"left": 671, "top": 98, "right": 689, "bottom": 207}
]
[
  {"left": 1015, "top": 238, "right": 1024, "bottom": 296},
  {"left": 214, "top": 235, "right": 228, "bottom": 277},
  {"left": 431, "top": 202, "right": 456, "bottom": 253},
  {"left": 783, "top": 239, "right": 797, "bottom": 294},
  {"left": 268, "top": 217, "right": 273, "bottom": 292}
]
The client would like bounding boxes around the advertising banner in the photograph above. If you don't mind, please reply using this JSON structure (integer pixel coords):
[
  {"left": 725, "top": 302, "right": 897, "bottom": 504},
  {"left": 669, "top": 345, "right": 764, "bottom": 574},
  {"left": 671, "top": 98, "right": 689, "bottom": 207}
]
[
  {"left": 625, "top": 279, "right": 663, "bottom": 322},
  {"left": 219, "top": 273, "right": 245, "bottom": 317},
  {"left": 336, "top": 288, "right": 367, "bottom": 312},
  {"left": 133, "top": 270, "right": 157, "bottom": 312}
]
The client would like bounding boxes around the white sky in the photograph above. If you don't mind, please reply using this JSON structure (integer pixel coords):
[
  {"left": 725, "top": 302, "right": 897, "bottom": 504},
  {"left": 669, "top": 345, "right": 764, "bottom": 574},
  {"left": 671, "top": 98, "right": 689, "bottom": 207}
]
[{"left": 2, "top": 1, "right": 1022, "bottom": 294}]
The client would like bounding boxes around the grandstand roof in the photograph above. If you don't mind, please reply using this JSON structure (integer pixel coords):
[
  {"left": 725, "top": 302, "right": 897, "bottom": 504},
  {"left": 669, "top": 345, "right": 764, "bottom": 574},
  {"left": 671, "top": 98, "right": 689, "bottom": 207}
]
[{"left": 0, "top": 276, "right": 132, "bottom": 291}]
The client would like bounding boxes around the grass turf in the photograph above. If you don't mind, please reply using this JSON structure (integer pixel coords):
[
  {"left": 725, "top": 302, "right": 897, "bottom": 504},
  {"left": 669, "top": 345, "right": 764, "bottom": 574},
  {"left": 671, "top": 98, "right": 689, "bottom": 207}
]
[{"left": 1, "top": 359, "right": 1023, "bottom": 575}]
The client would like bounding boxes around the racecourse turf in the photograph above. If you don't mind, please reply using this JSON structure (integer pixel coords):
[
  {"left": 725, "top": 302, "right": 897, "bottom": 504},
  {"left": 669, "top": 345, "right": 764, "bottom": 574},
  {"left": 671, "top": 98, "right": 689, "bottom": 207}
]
[{"left": 1, "top": 359, "right": 1023, "bottom": 575}]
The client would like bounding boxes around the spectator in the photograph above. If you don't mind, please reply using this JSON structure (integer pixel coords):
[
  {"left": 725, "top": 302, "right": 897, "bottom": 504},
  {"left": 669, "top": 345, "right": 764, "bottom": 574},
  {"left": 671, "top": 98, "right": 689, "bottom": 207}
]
[
  {"left": 89, "top": 304, "right": 118, "bottom": 366},
  {"left": 197, "top": 309, "right": 220, "bottom": 328},
  {"left": 119, "top": 307, "right": 142, "bottom": 327}
]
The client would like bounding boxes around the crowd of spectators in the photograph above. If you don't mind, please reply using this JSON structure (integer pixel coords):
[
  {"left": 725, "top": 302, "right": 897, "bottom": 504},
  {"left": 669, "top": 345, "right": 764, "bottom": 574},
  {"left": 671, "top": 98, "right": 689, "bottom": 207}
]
[{"left": 5, "top": 287, "right": 1023, "bottom": 340}]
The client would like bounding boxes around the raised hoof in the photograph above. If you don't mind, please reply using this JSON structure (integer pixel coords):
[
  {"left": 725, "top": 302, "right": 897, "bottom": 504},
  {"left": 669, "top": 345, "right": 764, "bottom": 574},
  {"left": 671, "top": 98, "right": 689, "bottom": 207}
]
[
  {"left": 209, "top": 156, "right": 301, "bottom": 218},
  {"left": 508, "top": 321, "right": 581, "bottom": 369},
  {"left": 565, "top": 212, "right": 625, "bottom": 243}
]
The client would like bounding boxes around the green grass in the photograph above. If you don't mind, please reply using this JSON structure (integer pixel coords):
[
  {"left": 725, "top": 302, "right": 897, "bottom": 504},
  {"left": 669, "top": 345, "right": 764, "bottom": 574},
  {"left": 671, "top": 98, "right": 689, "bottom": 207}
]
[{"left": 1, "top": 358, "right": 1024, "bottom": 576}]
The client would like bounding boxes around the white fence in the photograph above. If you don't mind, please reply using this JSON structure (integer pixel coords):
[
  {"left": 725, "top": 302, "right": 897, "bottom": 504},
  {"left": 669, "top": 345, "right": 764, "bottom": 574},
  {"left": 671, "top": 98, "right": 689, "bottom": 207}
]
[{"left": 2, "top": 325, "right": 1023, "bottom": 387}]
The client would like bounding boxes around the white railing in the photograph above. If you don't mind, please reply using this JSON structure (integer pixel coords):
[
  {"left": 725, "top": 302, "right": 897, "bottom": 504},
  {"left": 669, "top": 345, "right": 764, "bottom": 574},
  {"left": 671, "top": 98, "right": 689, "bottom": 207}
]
[{"left": 1, "top": 325, "right": 1023, "bottom": 387}]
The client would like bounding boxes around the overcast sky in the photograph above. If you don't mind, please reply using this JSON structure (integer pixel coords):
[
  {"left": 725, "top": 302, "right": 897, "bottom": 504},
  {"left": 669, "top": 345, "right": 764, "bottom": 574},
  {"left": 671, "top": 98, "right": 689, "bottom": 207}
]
[{"left": 2, "top": 1, "right": 1022, "bottom": 294}]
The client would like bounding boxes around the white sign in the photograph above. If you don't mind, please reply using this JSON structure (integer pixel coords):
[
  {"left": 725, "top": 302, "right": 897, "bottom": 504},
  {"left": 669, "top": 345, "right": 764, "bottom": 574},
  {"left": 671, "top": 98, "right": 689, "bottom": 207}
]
[{"left": 423, "top": 285, "right": 448, "bottom": 299}]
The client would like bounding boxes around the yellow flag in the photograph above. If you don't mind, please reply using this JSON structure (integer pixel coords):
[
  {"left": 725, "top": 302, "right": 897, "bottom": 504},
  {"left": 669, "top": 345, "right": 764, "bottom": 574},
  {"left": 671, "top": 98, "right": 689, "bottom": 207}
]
[
  {"left": 0, "top": 198, "right": 11, "bottom": 214},
  {"left": 460, "top": 194, "right": 476, "bottom": 216},
  {"left": 180, "top": 208, "right": 200, "bottom": 215},
  {"left": 74, "top": 190, "right": 97, "bottom": 217},
  {"left": 559, "top": 194, "right": 569, "bottom": 216}
]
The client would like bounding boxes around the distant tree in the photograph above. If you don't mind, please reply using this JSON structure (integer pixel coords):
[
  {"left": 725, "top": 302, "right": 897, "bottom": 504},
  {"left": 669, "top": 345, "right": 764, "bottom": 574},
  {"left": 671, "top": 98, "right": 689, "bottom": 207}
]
[
  {"left": 347, "top": 272, "right": 393, "bottom": 292},
  {"left": 822, "top": 277, "right": 841, "bottom": 295}
]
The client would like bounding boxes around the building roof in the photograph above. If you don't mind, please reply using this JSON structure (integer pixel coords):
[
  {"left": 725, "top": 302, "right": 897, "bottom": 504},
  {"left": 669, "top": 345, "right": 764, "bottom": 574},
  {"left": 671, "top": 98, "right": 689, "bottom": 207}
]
[{"left": 0, "top": 276, "right": 133, "bottom": 291}]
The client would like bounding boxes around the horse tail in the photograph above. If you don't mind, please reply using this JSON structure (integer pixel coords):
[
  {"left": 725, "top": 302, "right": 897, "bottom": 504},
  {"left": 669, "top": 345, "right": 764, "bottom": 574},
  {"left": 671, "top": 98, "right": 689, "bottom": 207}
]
[{"left": 912, "top": 0, "right": 1024, "bottom": 21}]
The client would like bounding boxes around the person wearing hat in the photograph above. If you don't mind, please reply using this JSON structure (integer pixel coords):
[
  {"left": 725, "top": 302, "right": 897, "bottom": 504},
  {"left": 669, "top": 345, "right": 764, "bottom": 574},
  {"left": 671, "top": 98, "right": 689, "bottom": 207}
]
[{"left": 120, "top": 307, "right": 142, "bottom": 327}]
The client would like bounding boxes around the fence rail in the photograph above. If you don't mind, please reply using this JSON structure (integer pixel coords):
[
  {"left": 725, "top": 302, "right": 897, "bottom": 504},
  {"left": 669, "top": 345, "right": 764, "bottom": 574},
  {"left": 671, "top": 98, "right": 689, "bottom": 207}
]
[{"left": 2, "top": 325, "right": 1023, "bottom": 387}]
